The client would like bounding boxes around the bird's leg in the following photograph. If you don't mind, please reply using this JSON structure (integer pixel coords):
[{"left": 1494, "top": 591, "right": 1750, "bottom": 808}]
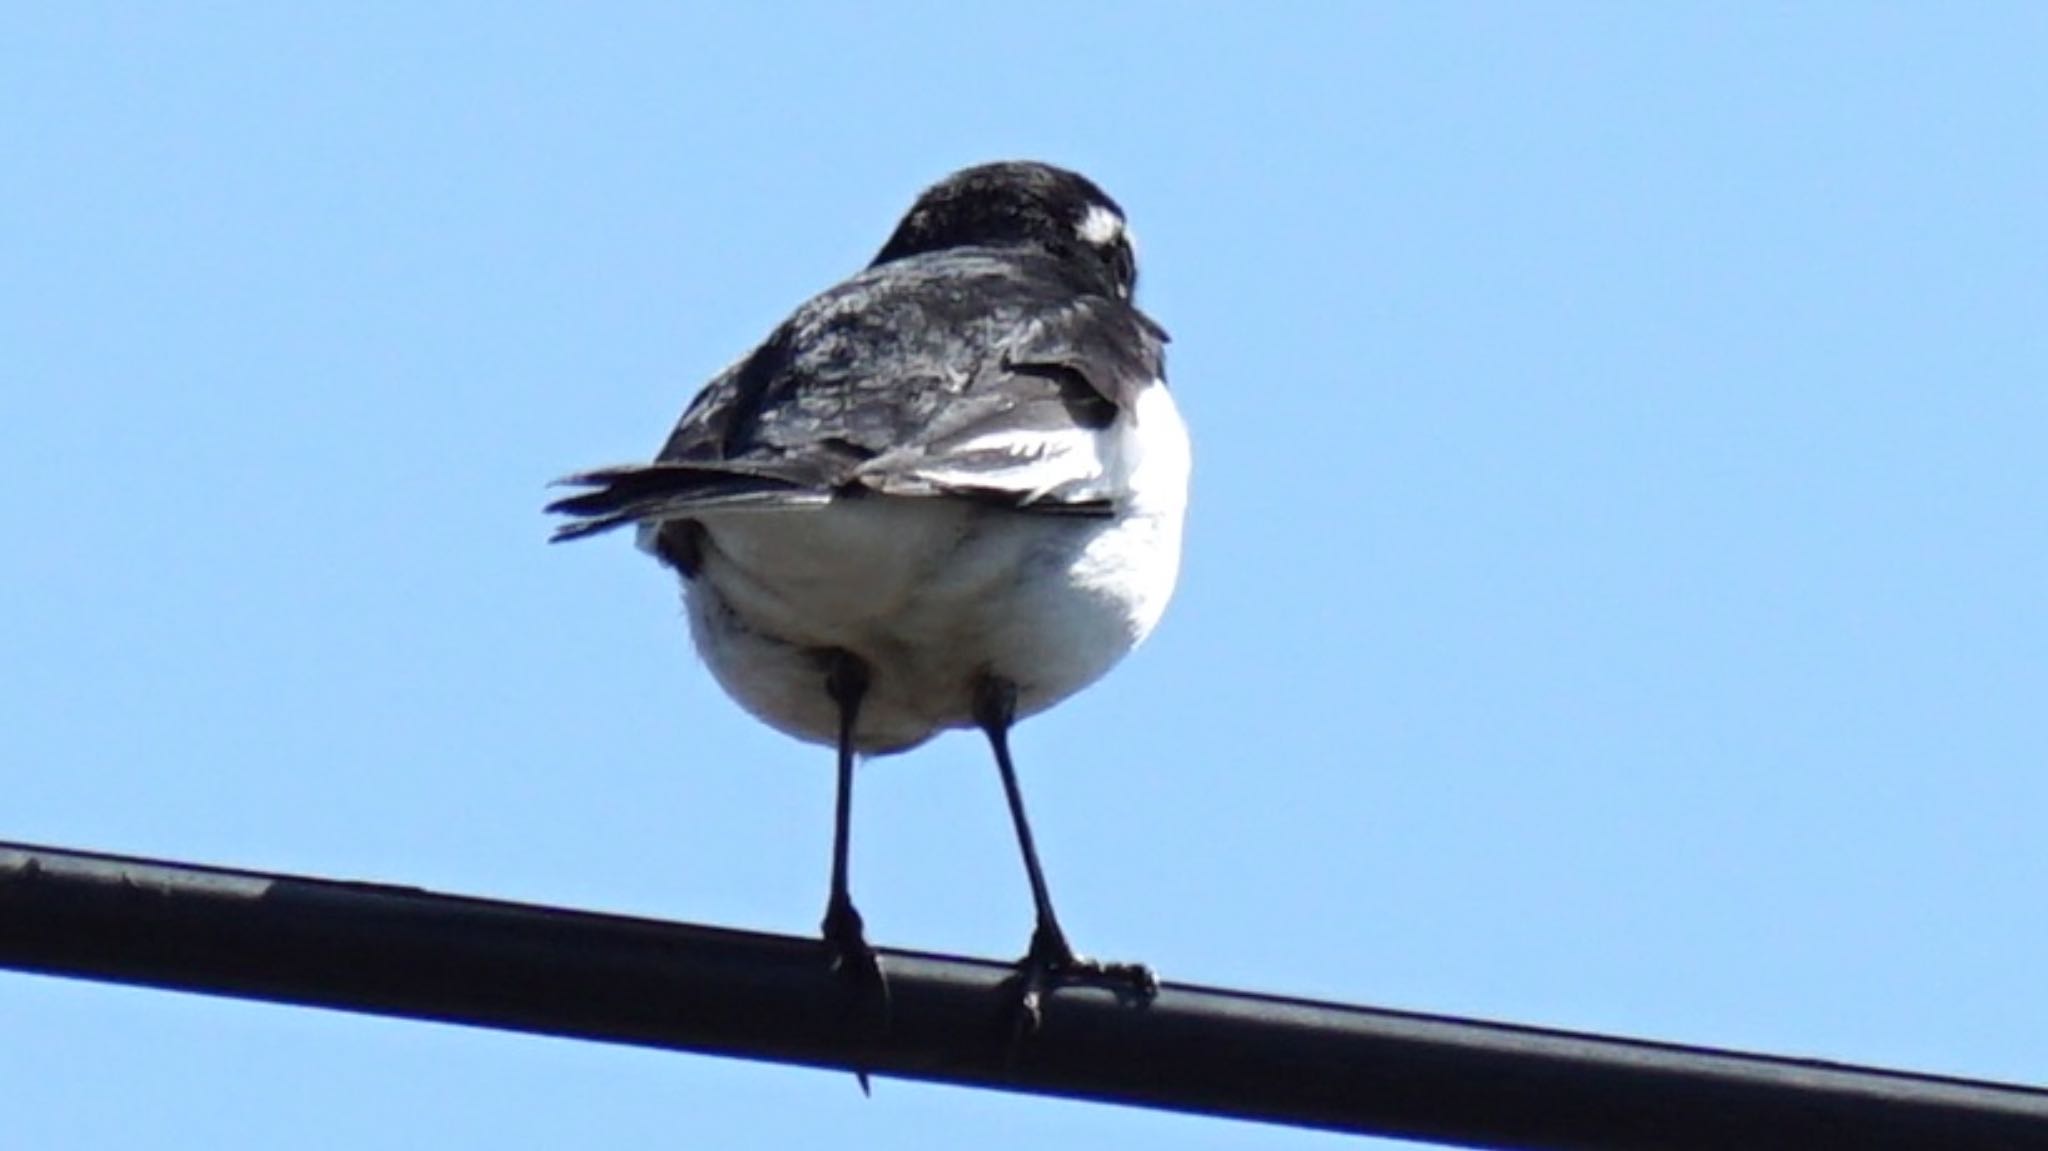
[
  {"left": 820, "top": 651, "right": 888, "bottom": 1041},
  {"left": 973, "top": 677, "right": 1159, "bottom": 1035}
]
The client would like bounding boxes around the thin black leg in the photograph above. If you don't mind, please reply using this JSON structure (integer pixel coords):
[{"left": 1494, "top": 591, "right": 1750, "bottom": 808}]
[
  {"left": 819, "top": 651, "right": 886, "bottom": 1088},
  {"left": 821, "top": 653, "right": 867, "bottom": 955},
  {"left": 973, "top": 677, "right": 1157, "bottom": 1033},
  {"left": 976, "top": 678, "right": 1076, "bottom": 962}
]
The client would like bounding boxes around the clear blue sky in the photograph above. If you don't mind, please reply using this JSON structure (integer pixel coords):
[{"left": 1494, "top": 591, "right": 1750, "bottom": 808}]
[{"left": 4, "top": 5, "right": 2043, "bottom": 1148}]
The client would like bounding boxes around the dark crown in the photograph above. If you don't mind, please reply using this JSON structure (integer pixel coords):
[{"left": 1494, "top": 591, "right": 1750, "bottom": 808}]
[{"left": 872, "top": 162, "right": 1137, "bottom": 299}]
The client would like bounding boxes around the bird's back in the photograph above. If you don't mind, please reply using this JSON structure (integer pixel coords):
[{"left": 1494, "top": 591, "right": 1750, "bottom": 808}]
[{"left": 655, "top": 247, "right": 1161, "bottom": 484}]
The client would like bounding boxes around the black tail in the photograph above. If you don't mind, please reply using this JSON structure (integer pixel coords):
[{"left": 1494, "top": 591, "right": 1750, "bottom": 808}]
[{"left": 544, "top": 463, "right": 823, "bottom": 543}]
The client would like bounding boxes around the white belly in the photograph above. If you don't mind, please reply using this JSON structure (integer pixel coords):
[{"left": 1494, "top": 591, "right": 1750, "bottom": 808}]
[{"left": 679, "top": 382, "right": 1189, "bottom": 754}]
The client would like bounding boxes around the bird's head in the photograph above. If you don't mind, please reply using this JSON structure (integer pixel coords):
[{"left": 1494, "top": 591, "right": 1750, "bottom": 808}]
[{"left": 872, "top": 161, "right": 1138, "bottom": 300}]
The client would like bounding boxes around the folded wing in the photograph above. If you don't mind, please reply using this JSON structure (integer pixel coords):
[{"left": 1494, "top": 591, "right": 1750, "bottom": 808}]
[{"left": 546, "top": 250, "right": 1168, "bottom": 542}]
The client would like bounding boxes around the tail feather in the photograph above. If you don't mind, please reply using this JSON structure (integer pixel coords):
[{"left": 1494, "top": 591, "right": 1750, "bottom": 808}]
[{"left": 544, "top": 463, "right": 824, "bottom": 543}]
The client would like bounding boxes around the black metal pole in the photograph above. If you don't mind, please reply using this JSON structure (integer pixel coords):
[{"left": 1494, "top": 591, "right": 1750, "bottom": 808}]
[{"left": 2, "top": 840, "right": 2043, "bottom": 1149}]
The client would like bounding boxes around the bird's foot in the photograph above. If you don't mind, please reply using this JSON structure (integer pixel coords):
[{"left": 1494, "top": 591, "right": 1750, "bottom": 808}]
[
  {"left": 821, "top": 895, "right": 890, "bottom": 1093},
  {"left": 1011, "top": 922, "right": 1158, "bottom": 1037}
]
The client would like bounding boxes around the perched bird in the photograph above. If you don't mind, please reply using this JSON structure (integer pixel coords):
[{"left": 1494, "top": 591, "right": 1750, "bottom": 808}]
[{"left": 547, "top": 161, "right": 1189, "bottom": 1025}]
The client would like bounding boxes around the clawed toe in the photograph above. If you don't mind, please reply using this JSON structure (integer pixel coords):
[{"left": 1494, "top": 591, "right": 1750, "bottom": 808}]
[
  {"left": 1010, "top": 923, "right": 1157, "bottom": 1036},
  {"left": 821, "top": 897, "right": 890, "bottom": 1092}
]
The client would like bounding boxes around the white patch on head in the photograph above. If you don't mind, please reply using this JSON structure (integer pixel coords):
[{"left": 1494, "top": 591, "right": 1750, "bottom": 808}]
[{"left": 1076, "top": 203, "right": 1125, "bottom": 247}]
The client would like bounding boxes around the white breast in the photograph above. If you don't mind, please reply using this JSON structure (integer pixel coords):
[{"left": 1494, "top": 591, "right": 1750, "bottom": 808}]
[{"left": 680, "top": 379, "right": 1190, "bottom": 754}]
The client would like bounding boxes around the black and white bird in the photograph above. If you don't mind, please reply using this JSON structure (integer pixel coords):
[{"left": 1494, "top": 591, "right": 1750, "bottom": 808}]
[{"left": 547, "top": 161, "right": 1189, "bottom": 1022}]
